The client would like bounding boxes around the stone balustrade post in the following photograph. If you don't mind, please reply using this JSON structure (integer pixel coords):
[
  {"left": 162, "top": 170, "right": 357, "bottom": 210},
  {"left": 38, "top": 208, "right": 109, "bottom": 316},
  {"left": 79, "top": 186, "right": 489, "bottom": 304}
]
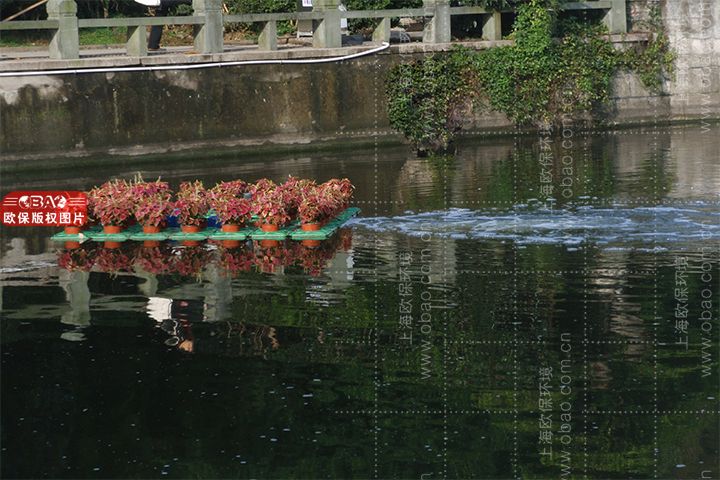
[
  {"left": 193, "top": 0, "right": 224, "bottom": 54},
  {"left": 313, "top": 0, "right": 342, "bottom": 49},
  {"left": 603, "top": 0, "right": 628, "bottom": 33},
  {"left": 482, "top": 11, "right": 502, "bottom": 40},
  {"left": 423, "top": 0, "right": 451, "bottom": 44},
  {"left": 47, "top": 0, "right": 79, "bottom": 59}
]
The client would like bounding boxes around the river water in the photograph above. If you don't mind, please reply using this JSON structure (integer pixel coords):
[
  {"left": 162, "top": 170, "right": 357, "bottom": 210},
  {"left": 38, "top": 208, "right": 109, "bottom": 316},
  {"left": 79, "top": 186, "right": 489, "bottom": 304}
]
[{"left": 1, "top": 125, "right": 719, "bottom": 479}]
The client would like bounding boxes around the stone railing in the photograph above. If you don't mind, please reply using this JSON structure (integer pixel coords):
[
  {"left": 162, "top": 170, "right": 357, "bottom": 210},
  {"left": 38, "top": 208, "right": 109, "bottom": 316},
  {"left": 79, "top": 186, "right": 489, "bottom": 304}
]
[{"left": 0, "top": 0, "right": 626, "bottom": 59}]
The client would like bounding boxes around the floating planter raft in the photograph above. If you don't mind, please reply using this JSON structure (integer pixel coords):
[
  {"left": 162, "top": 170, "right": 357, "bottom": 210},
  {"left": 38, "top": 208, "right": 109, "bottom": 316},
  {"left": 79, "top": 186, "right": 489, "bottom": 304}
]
[{"left": 51, "top": 207, "right": 360, "bottom": 243}]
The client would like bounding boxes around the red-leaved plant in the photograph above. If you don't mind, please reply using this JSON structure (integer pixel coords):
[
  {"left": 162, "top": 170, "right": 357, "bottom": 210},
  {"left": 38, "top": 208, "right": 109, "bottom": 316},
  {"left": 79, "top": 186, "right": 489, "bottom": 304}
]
[
  {"left": 320, "top": 178, "right": 355, "bottom": 213},
  {"left": 135, "top": 199, "right": 172, "bottom": 228},
  {"left": 248, "top": 178, "right": 276, "bottom": 196},
  {"left": 276, "top": 176, "right": 315, "bottom": 218},
  {"left": 213, "top": 197, "right": 252, "bottom": 227},
  {"left": 298, "top": 185, "right": 341, "bottom": 225},
  {"left": 132, "top": 178, "right": 172, "bottom": 228},
  {"left": 209, "top": 180, "right": 252, "bottom": 227},
  {"left": 88, "top": 179, "right": 134, "bottom": 228},
  {"left": 172, "top": 181, "right": 209, "bottom": 227},
  {"left": 251, "top": 190, "right": 291, "bottom": 227},
  {"left": 212, "top": 180, "right": 248, "bottom": 198}
]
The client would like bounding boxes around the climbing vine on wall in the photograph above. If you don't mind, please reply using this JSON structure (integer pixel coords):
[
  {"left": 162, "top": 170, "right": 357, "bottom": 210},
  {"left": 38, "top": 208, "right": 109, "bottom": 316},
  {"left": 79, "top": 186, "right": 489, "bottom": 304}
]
[{"left": 386, "top": 0, "right": 675, "bottom": 152}]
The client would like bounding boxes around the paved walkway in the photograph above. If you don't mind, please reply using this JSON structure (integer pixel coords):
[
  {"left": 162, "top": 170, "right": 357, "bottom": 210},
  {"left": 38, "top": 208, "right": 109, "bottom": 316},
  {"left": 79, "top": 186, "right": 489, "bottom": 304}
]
[{"left": 0, "top": 34, "right": 533, "bottom": 73}]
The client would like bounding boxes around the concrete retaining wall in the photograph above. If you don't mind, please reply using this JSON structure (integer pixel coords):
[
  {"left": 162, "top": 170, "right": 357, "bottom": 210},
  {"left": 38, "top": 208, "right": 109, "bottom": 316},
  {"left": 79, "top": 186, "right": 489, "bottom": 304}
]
[{"left": 1, "top": 0, "right": 718, "bottom": 161}]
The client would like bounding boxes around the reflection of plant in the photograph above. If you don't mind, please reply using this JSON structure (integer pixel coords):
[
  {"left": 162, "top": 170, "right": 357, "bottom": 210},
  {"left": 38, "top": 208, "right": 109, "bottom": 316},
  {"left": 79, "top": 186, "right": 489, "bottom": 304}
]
[
  {"left": 339, "top": 228, "right": 353, "bottom": 251},
  {"left": 88, "top": 179, "right": 134, "bottom": 227},
  {"left": 95, "top": 247, "right": 133, "bottom": 273},
  {"left": 172, "top": 246, "right": 211, "bottom": 278},
  {"left": 297, "top": 245, "right": 331, "bottom": 277},
  {"left": 218, "top": 247, "right": 255, "bottom": 276},
  {"left": 57, "top": 247, "right": 95, "bottom": 271},
  {"left": 254, "top": 243, "right": 285, "bottom": 273},
  {"left": 134, "top": 245, "right": 173, "bottom": 275},
  {"left": 173, "top": 181, "right": 209, "bottom": 227}
]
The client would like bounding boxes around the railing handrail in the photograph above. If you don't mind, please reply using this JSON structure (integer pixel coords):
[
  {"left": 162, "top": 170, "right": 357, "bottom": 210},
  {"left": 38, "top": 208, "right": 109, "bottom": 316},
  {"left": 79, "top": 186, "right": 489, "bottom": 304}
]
[{"left": 0, "top": 0, "right": 626, "bottom": 59}]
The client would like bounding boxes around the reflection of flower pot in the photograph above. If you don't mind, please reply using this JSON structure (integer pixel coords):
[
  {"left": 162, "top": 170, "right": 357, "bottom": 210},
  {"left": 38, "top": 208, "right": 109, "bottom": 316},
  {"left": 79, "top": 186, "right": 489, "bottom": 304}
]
[
  {"left": 143, "top": 225, "right": 161, "bottom": 234},
  {"left": 143, "top": 240, "right": 161, "bottom": 248},
  {"left": 261, "top": 223, "right": 279, "bottom": 232},
  {"left": 260, "top": 239, "right": 279, "bottom": 248},
  {"left": 182, "top": 240, "right": 200, "bottom": 247},
  {"left": 301, "top": 223, "right": 321, "bottom": 231},
  {"left": 302, "top": 239, "right": 321, "bottom": 248},
  {"left": 221, "top": 240, "right": 241, "bottom": 248},
  {"left": 221, "top": 224, "right": 240, "bottom": 232},
  {"left": 103, "top": 225, "right": 122, "bottom": 234},
  {"left": 181, "top": 225, "right": 201, "bottom": 233},
  {"left": 64, "top": 226, "right": 81, "bottom": 235},
  {"left": 64, "top": 241, "right": 81, "bottom": 250},
  {"left": 104, "top": 241, "right": 121, "bottom": 249}
]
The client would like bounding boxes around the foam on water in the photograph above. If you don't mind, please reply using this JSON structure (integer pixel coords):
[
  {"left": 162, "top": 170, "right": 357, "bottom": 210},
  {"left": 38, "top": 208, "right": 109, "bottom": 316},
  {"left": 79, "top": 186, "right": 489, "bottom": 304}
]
[{"left": 349, "top": 202, "right": 720, "bottom": 247}]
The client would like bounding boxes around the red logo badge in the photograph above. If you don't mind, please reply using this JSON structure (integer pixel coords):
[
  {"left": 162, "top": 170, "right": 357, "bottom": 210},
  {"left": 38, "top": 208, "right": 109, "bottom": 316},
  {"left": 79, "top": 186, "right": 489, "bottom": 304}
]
[{"left": 1, "top": 191, "right": 87, "bottom": 227}]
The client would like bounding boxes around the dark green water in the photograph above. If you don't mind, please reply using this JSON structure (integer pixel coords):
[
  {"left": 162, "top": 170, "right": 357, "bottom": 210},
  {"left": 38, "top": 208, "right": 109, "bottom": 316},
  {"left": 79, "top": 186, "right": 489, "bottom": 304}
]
[{"left": 1, "top": 125, "right": 719, "bottom": 479}]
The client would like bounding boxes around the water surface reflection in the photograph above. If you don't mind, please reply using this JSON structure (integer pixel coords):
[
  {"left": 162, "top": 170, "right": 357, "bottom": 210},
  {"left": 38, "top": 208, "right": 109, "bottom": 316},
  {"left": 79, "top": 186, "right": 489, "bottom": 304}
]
[{"left": 2, "top": 126, "right": 719, "bottom": 479}]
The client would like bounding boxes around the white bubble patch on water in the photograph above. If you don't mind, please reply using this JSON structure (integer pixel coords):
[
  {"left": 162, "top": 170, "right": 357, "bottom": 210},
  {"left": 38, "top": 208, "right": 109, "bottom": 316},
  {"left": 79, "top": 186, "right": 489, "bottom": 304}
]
[{"left": 348, "top": 203, "right": 720, "bottom": 247}]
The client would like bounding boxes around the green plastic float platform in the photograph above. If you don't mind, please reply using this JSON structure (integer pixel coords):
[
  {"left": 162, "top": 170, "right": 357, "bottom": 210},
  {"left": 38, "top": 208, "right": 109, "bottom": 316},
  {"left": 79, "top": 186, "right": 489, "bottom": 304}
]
[{"left": 51, "top": 207, "right": 361, "bottom": 243}]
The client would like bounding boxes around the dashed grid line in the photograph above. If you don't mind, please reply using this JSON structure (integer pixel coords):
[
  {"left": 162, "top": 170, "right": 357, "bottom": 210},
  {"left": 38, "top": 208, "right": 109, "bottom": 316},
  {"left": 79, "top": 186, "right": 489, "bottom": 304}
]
[
  {"left": 442, "top": 128, "right": 449, "bottom": 479},
  {"left": 333, "top": 409, "right": 720, "bottom": 415},
  {"left": 333, "top": 125, "right": 716, "bottom": 138},
  {"left": 511, "top": 131, "right": 520, "bottom": 480},
  {"left": 372, "top": 54, "right": 380, "bottom": 480},
  {"left": 349, "top": 199, "right": 720, "bottom": 206},
  {"left": 582, "top": 130, "right": 590, "bottom": 480},
  {"left": 329, "top": 338, "right": 706, "bottom": 347},
  {"left": 322, "top": 269, "right": 659, "bottom": 275},
  {"left": 650, "top": 17, "right": 660, "bottom": 476}
]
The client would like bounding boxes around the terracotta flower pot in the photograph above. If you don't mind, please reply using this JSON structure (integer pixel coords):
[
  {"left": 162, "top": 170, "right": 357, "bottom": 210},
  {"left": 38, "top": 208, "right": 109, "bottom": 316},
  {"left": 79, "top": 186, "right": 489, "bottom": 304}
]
[
  {"left": 301, "top": 223, "right": 321, "bottom": 231},
  {"left": 64, "top": 226, "right": 81, "bottom": 235},
  {"left": 103, "top": 225, "right": 122, "bottom": 234},
  {"left": 221, "top": 240, "right": 241, "bottom": 248},
  {"left": 143, "top": 240, "right": 161, "bottom": 248},
  {"left": 143, "top": 225, "right": 161, "bottom": 234},
  {"left": 182, "top": 240, "right": 200, "bottom": 247},
  {"left": 302, "top": 239, "right": 321, "bottom": 248},
  {"left": 261, "top": 223, "right": 279, "bottom": 232},
  {"left": 64, "top": 241, "right": 81, "bottom": 250},
  {"left": 221, "top": 224, "right": 240, "bottom": 233},
  {"left": 260, "top": 239, "right": 279, "bottom": 248},
  {"left": 104, "top": 241, "right": 121, "bottom": 249},
  {"left": 181, "top": 225, "right": 201, "bottom": 234}
]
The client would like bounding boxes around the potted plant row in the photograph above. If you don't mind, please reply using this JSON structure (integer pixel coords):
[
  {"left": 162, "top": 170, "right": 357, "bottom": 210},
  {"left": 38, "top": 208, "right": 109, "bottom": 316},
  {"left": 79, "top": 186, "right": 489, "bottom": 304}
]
[{"left": 83, "top": 176, "right": 355, "bottom": 238}]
